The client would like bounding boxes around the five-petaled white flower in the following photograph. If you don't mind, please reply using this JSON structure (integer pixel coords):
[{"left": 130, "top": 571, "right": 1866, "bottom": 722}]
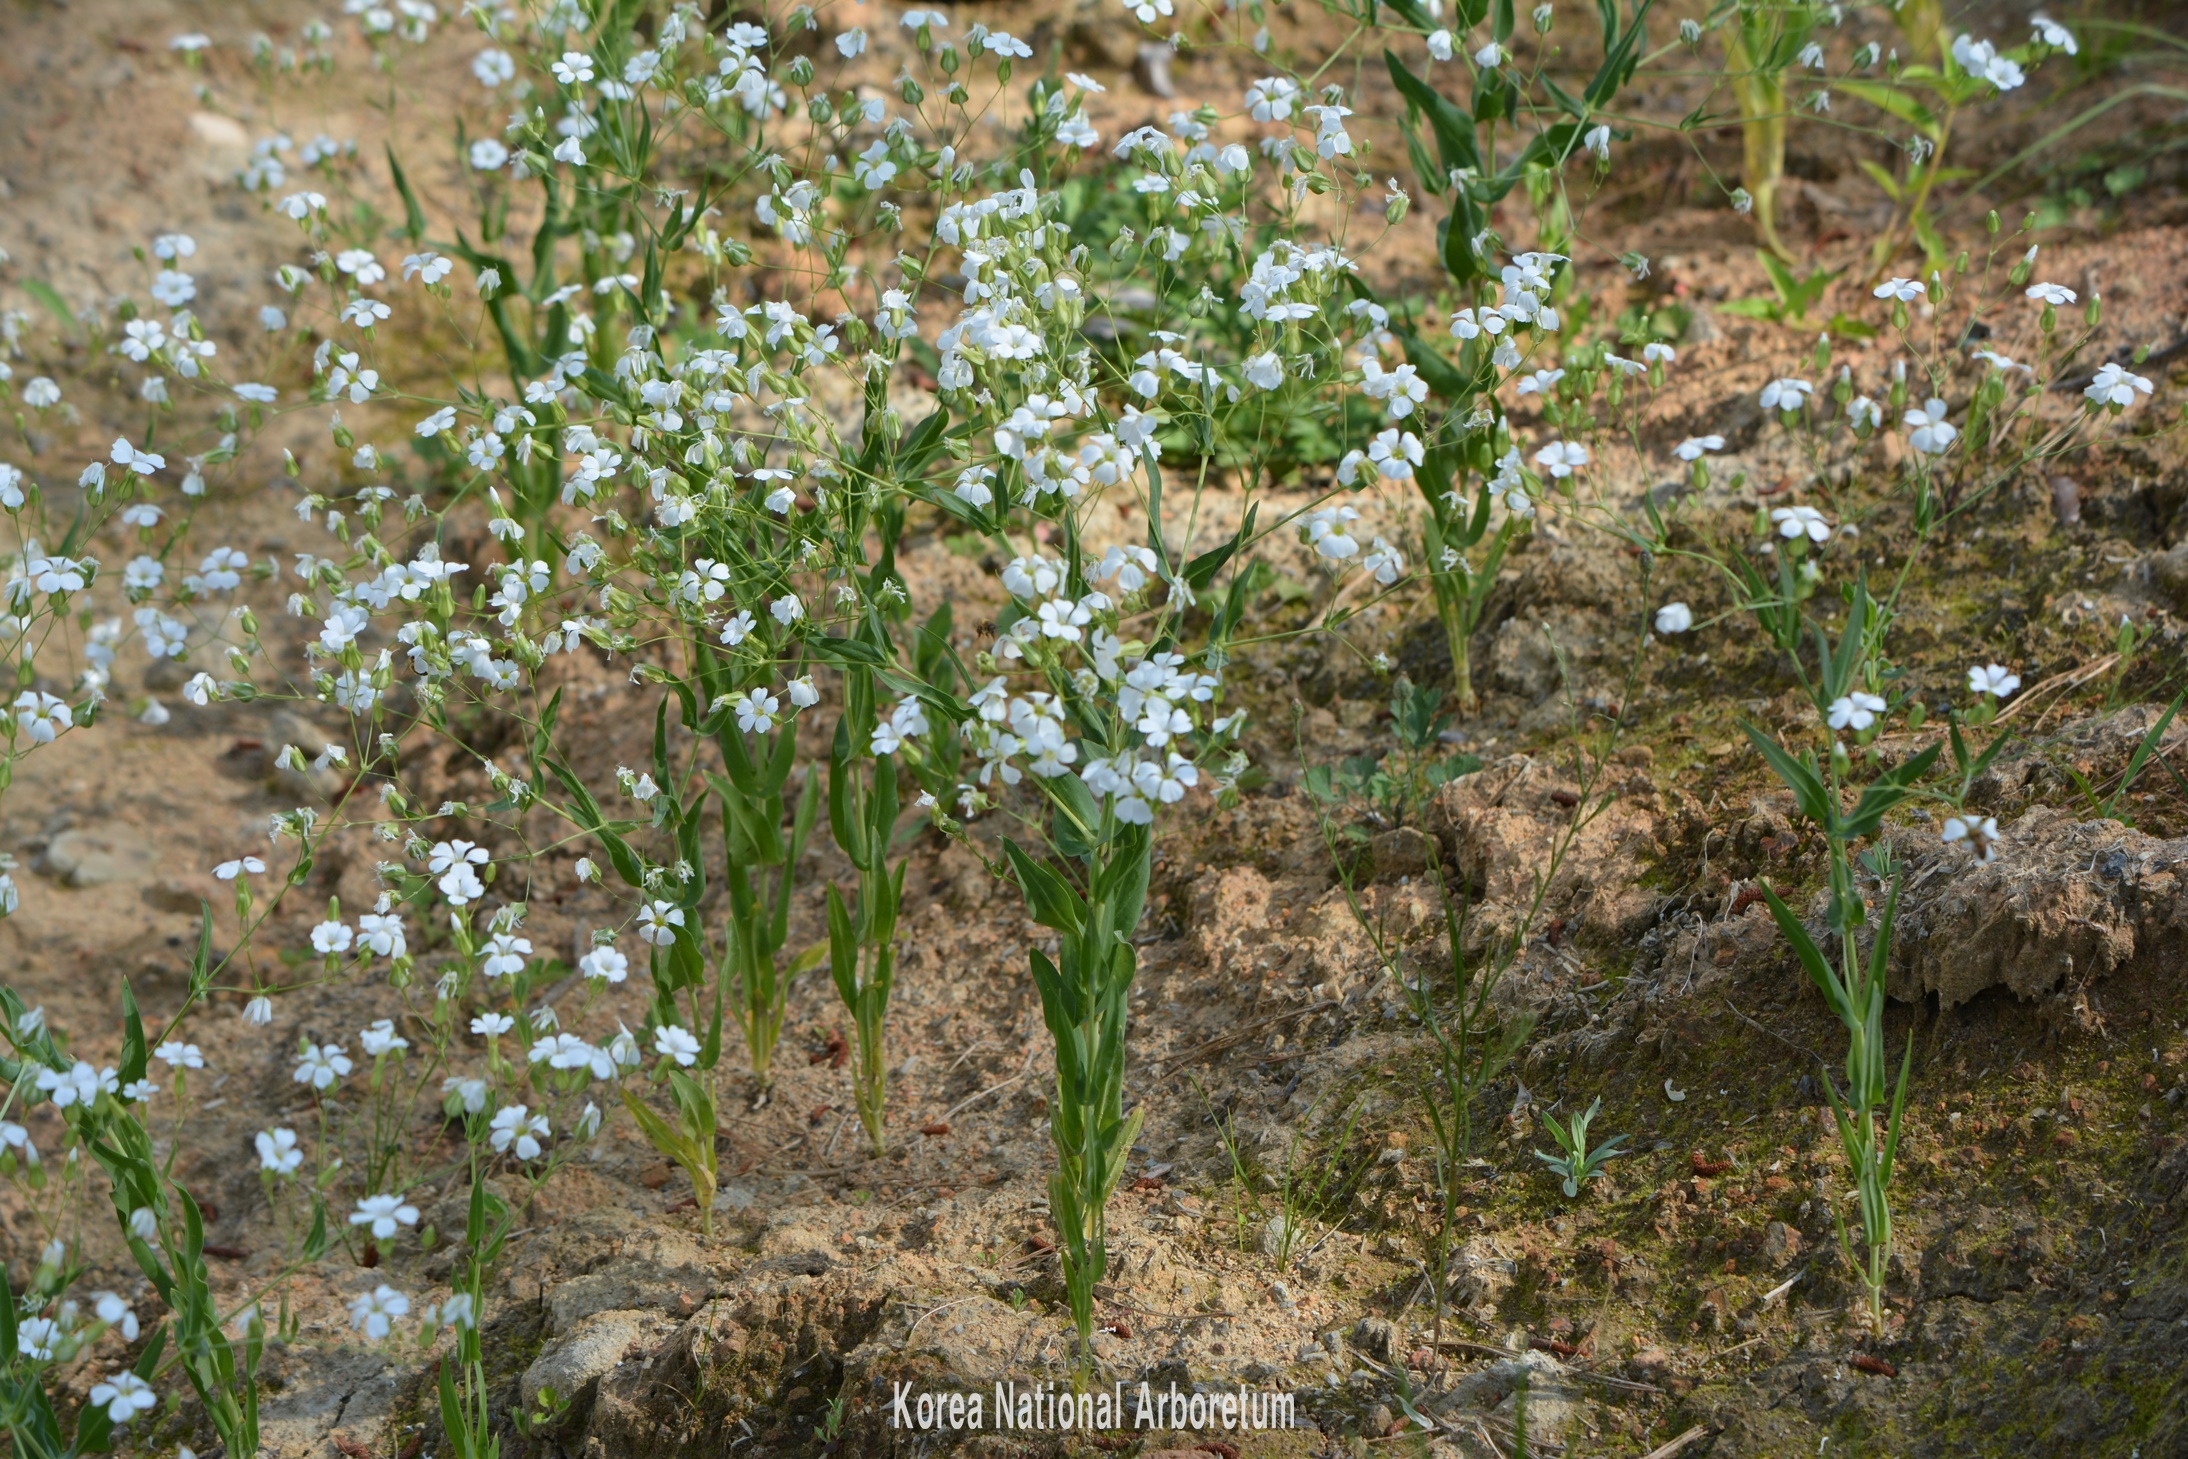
[
  {"left": 490, "top": 1105, "right": 550, "bottom": 1161},
  {"left": 579, "top": 944, "right": 629, "bottom": 983},
  {"left": 1873, "top": 278, "right": 1925, "bottom": 303},
  {"left": 256, "top": 1127, "right": 304, "bottom": 1176},
  {"left": 154, "top": 1041, "right": 203, "bottom": 1071},
  {"left": 1904, "top": 397, "right": 1958, "bottom": 455},
  {"left": 349, "top": 1285, "right": 410, "bottom": 1341},
  {"left": 1655, "top": 603, "right": 1694, "bottom": 634},
  {"left": 655, "top": 1024, "right": 702, "bottom": 1067},
  {"left": 1759, "top": 377, "right": 1814, "bottom": 412},
  {"left": 1771, "top": 505, "right": 1832, "bottom": 544},
  {"left": 1674, "top": 435, "right": 1724, "bottom": 462},
  {"left": 350, "top": 1193, "right": 420, "bottom": 1240},
  {"left": 293, "top": 1042, "right": 352, "bottom": 1091},
  {"left": 2025, "top": 282, "right": 2075, "bottom": 305},
  {"left": 1967, "top": 664, "right": 2021, "bottom": 697},
  {"left": 2085, "top": 363, "right": 2153, "bottom": 409},
  {"left": 1827, "top": 691, "right": 1887, "bottom": 732},
  {"left": 1534, "top": 440, "right": 1588, "bottom": 478},
  {"left": 89, "top": 1371, "right": 157, "bottom": 1424},
  {"left": 637, "top": 900, "right": 685, "bottom": 947}
]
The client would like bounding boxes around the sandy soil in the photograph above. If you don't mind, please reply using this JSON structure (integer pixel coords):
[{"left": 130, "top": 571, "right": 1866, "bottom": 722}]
[{"left": 3, "top": 2, "right": 2188, "bottom": 1457}]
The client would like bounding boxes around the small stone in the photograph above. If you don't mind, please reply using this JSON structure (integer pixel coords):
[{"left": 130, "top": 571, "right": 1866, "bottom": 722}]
[
  {"left": 142, "top": 879, "right": 206, "bottom": 915},
  {"left": 39, "top": 828, "right": 158, "bottom": 888},
  {"left": 1135, "top": 42, "right": 1175, "bottom": 97},
  {"left": 2050, "top": 474, "right": 2080, "bottom": 526}
]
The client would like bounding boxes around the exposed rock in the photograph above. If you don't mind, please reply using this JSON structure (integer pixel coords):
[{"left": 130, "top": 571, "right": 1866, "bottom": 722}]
[
  {"left": 1760, "top": 1220, "right": 1803, "bottom": 1269},
  {"left": 1429, "top": 757, "right": 1663, "bottom": 944},
  {"left": 520, "top": 1308, "right": 648, "bottom": 1422},
  {"left": 1433, "top": 1348, "right": 1583, "bottom": 1445},
  {"left": 256, "top": 1348, "right": 399, "bottom": 1459},
  {"left": 37, "top": 827, "right": 157, "bottom": 887},
  {"left": 550, "top": 1256, "right": 713, "bottom": 1334},
  {"left": 1889, "top": 806, "right": 2188, "bottom": 1007},
  {"left": 1352, "top": 1315, "right": 1399, "bottom": 1362}
]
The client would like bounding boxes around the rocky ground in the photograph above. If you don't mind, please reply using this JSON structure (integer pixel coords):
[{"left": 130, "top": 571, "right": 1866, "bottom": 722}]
[{"left": 4, "top": 1, "right": 2188, "bottom": 1457}]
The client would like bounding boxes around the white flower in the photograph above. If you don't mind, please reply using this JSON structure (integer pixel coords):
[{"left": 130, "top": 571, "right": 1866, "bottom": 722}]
[
  {"left": 2025, "top": 282, "right": 2075, "bottom": 305},
  {"left": 1367, "top": 428, "right": 1424, "bottom": 480},
  {"left": 90, "top": 1371, "right": 157, "bottom": 1424},
  {"left": 637, "top": 900, "right": 684, "bottom": 947},
  {"left": 92, "top": 1292, "right": 138, "bottom": 1341},
  {"left": 1942, "top": 814, "right": 2001, "bottom": 863},
  {"left": 2085, "top": 362, "right": 2153, "bottom": 409},
  {"left": 1827, "top": 691, "right": 1886, "bottom": 732},
  {"left": 243, "top": 996, "right": 274, "bottom": 1026},
  {"left": 1967, "top": 664, "right": 2020, "bottom": 697},
  {"left": 0, "top": 1122, "right": 38, "bottom": 1167},
  {"left": 1655, "top": 602, "right": 1694, "bottom": 634},
  {"left": 1674, "top": 434, "right": 1725, "bottom": 461},
  {"left": 1971, "top": 349, "right": 2031, "bottom": 376},
  {"left": 359, "top": 1019, "right": 409, "bottom": 1058},
  {"left": 312, "top": 920, "right": 353, "bottom": 956},
  {"left": 1951, "top": 33, "right": 2025, "bottom": 90},
  {"left": 735, "top": 687, "right": 779, "bottom": 734},
  {"left": 579, "top": 944, "right": 628, "bottom": 983},
  {"left": 256, "top": 1127, "right": 304, "bottom": 1176},
  {"left": 1771, "top": 505, "right": 1832, "bottom": 543},
  {"left": 490, "top": 1105, "right": 550, "bottom": 1160},
  {"left": 1904, "top": 397, "right": 1958, "bottom": 455},
  {"left": 350, "top": 1193, "right": 420, "bottom": 1240},
  {"left": 469, "top": 139, "right": 510, "bottom": 170},
  {"left": 1583, "top": 124, "right": 1611, "bottom": 162},
  {"left": 1534, "top": 440, "right": 1588, "bottom": 478},
  {"left": 473, "top": 48, "right": 515, "bottom": 86},
  {"left": 1848, "top": 396, "right": 1884, "bottom": 431},
  {"left": 154, "top": 1041, "right": 204, "bottom": 1071},
  {"left": 357, "top": 912, "right": 407, "bottom": 959},
  {"left": 1474, "top": 40, "right": 1503, "bottom": 67},
  {"left": 349, "top": 1285, "right": 410, "bottom": 1341},
  {"left": 1873, "top": 277, "right": 1925, "bottom": 302},
  {"left": 470, "top": 1012, "right": 515, "bottom": 1039},
  {"left": 1245, "top": 76, "right": 1299, "bottom": 122},
  {"left": 1759, "top": 377, "right": 1814, "bottom": 411},
  {"left": 334, "top": 249, "right": 384, "bottom": 285},
  {"left": 17, "top": 1316, "right": 59, "bottom": 1360},
  {"left": 552, "top": 137, "right": 587, "bottom": 167},
  {"left": 1643, "top": 342, "right": 1677, "bottom": 366},
  {"left": 36, "top": 1061, "right": 117, "bottom": 1109},
  {"left": 402, "top": 251, "right": 452, "bottom": 285},
  {"left": 654, "top": 1024, "right": 701, "bottom": 1066},
  {"left": 550, "top": 50, "right": 596, "bottom": 85},
  {"left": 2030, "top": 13, "right": 2076, "bottom": 53},
  {"left": 428, "top": 1293, "right": 478, "bottom": 1331},
  {"left": 293, "top": 1042, "right": 352, "bottom": 1091}
]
